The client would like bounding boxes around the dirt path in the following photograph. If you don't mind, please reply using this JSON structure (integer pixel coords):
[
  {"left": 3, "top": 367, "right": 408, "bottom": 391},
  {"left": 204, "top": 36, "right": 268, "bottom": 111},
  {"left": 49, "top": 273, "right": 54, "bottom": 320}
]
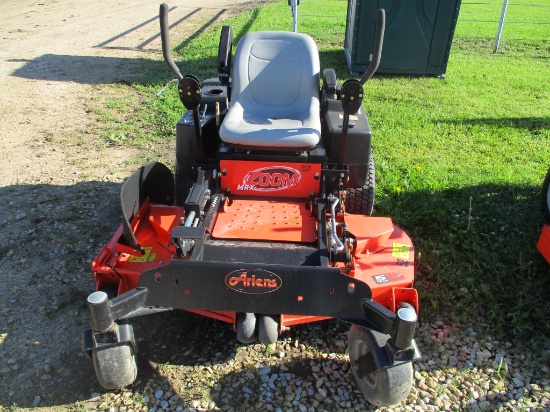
[
  {"left": 0, "top": 0, "right": 255, "bottom": 408},
  {"left": 0, "top": 0, "right": 255, "bottom": 186}
]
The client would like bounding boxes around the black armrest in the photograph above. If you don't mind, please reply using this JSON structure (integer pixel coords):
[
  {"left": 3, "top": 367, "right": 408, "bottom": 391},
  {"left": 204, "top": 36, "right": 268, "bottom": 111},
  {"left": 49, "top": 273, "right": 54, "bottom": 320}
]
[
  {"left": 323, "top": 68, "right": 337, "bottom": 95},
  {"left": 218, "top": 26, "right": 232, "bottom": 84}
]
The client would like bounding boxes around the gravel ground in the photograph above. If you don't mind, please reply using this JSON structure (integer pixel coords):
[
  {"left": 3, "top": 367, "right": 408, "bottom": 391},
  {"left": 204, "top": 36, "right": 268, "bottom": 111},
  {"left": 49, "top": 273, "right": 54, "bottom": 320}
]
[
  {"left": 31, "top": 311, "right": 549, "bottom": 412},
  {"left": 1, "top": 1, "right": 550, "bottom": 411}
]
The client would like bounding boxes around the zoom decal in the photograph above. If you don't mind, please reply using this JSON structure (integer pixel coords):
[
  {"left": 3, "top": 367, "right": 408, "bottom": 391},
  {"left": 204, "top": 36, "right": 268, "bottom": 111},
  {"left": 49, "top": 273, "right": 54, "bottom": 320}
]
[{"left": 237, "top": 166, "right": 301, "bottom": 192}]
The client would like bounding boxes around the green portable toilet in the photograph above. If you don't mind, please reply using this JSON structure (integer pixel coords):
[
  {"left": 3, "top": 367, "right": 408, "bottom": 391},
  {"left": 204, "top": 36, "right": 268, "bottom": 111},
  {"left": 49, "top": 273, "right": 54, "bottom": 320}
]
[{"left": 345, "top": 0, "right": 462, "bottom": 77}]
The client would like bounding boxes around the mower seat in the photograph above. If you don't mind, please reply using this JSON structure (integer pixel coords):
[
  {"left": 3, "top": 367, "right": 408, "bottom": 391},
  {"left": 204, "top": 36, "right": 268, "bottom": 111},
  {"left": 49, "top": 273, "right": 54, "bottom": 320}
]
[{"left": 219, "top": 31, "right": 321, "bottom": 150}]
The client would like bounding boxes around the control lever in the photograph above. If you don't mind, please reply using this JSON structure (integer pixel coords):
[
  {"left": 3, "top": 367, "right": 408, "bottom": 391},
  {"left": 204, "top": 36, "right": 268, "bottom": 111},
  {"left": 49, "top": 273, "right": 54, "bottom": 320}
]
[
  {"left": 339, "top": 9, "right": 386, "bottom": 165},
  {"left": 360, "top": 9, "right": 386, "bottom": 86},
  {"left": 339, "top": 79, "right": 363, "bottom": 164},
  {"left": 160, "top": 4, "right": 204, "bottom": 158},
  {"left": 159, "top": 3, "right": 183, "bottom": 80},
  {"left": 178, "top": 75, "right": 204, "bottom": 157}
]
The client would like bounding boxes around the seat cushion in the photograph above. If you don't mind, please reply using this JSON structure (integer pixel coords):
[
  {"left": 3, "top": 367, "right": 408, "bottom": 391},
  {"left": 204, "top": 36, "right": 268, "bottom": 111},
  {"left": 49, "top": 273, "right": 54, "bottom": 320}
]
[{"left": 219, "top": 31, "right": 321, "bottom": 150}]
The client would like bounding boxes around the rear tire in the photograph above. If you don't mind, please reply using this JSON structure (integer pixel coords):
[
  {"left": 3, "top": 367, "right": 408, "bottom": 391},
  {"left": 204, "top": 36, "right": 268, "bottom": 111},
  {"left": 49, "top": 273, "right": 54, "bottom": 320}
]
[
  {"left": 92, "top": 343, "right": 137, "bottom": 390},
  {"left": 236, "top": 312, "right": 256, "bottom": 344},
  {"left": 348, "top": 325, "right": 412, "bottom": 407},
  {"left": 258, "top": 315, "right": 279, "bottom": 345},
  {"left": 543, "top": 168, "right": 550, "bottom": 223},
  {"left": 345, "top": 155, "right": 375, "bottom": 215}
]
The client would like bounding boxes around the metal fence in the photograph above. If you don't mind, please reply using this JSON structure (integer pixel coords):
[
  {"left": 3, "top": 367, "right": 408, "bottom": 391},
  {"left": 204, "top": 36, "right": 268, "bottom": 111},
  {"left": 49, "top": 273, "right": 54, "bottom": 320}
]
[
  {"left": 452, "top": 1, "right": 550, "bottom": 52},
  {"left": 291, "top": 0, "right": 550, "bottom": 53}
]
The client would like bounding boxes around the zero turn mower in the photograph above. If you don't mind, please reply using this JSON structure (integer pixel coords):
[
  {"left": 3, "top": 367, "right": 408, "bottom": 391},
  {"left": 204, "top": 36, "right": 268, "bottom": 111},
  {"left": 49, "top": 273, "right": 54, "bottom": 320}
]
[{"left": 82, "top": 4, "right": 421, "bottom": 406}]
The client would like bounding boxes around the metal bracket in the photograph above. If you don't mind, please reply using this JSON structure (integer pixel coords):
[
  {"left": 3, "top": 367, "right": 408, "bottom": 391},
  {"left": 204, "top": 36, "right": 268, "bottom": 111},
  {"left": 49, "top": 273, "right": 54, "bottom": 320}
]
[
  {"left": 354, "top": 338, "right": 418, "bottom": 379},
  {"left": 82, "top": 323, "right": 137, "bottom": 358},
  {"left": 322, "top": 164, "right": 349, "bottom": 195}
]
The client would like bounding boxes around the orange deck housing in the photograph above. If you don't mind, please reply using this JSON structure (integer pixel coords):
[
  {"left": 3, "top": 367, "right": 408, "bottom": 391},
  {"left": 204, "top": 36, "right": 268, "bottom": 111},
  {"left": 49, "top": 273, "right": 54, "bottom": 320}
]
[
  {"left": 538, "top": 225, "right": 550, "bottom": 264},
  {"left": 92, "top": 193, "right": 417, "bottom": 329}
]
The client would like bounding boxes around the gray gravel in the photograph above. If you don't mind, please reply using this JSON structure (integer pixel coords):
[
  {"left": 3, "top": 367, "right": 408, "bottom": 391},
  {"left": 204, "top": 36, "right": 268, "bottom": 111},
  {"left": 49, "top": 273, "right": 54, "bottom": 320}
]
[{"left": 66, "top": 315, "right": 550, "bottom": 411}]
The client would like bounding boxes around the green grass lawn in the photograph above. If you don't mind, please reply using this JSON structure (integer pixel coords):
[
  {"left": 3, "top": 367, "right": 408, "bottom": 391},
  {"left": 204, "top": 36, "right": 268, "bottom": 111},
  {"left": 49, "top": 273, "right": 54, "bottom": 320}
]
[{"left": 98, "top": 0, "right": 550, "bottom": 341}]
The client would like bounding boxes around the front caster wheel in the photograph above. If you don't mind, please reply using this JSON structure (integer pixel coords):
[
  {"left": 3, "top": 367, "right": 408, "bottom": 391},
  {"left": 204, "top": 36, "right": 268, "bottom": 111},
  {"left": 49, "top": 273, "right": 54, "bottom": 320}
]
[
  {"left": 92, "top": 343, "right": 137, "bottom": 390},
  {"left": 348, "top": 325, "right": 413, "bottom": 407}
]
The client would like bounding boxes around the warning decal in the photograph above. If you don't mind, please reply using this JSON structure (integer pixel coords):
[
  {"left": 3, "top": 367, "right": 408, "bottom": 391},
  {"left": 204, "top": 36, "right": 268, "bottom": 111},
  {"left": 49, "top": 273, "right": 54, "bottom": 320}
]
[
  {"left": 392, "top": 242, "right": 411, "bottom": 259},
  {"left": 129, "top": 246, "right": 157, "bottom": 263},
  {"left": 372, "top": 274, "right": 390, "bottom": 284},
  {"left": 372, "top": 272, "right": 405, "bottom": 284}
]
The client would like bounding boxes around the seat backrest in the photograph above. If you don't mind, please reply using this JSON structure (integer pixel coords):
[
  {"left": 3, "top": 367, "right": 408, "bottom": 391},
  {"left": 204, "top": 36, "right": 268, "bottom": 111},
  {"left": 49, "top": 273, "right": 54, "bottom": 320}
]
[{"left": 231, "top": 31, "right": 320, "bottom": 118}]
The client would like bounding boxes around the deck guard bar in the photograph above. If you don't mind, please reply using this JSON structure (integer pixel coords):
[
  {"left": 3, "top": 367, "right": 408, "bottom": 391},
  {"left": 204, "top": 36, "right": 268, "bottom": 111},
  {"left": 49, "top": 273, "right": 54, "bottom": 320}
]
[{"left": 140, "top": 261, "right": 371, "bottom": 317}]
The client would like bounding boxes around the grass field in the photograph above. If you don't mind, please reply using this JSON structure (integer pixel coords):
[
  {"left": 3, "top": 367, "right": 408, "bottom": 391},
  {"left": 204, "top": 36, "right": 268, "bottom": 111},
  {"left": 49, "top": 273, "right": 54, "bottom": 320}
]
[{"left": 96, "top": 0, "right": 550, "bottom": 342}]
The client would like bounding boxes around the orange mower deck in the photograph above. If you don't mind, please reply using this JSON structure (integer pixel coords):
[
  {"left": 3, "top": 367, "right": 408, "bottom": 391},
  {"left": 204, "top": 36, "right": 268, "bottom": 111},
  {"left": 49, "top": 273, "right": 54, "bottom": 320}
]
[{"left": 92, "top": 196, "right": 417, "bottom": 329}]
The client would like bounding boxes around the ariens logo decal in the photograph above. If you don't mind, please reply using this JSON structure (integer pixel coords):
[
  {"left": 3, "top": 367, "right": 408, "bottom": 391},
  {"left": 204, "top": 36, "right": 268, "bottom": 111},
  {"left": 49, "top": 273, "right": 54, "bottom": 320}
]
[
  {"left": 237, "top": 166, "right": 301, "bottom": 192},
  {"left": 225, "top": 269, "right": 282, "bottom": 294}
]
